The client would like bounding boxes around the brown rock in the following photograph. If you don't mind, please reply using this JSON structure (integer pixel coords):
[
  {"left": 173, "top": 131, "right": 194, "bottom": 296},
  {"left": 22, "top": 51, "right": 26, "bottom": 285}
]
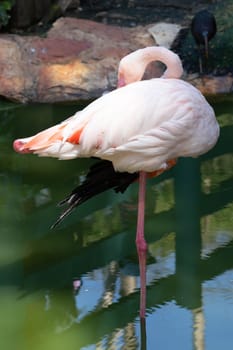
[
  {"left": 188, "top": 75, "right": 233, "bottom": 96},
  {"left": 26, "top": 37, "right": 91, "bottom": 63},
  {"left": 0, "top": 17, "right": 231, "bottom": 103},
  {"left": 0, "top": 37, "right": 29, "bottom": 102},
  {"left": 0, "top": 18, "right": 156, "bottom": 103},
  {"left": 40, "top": 17, "right": 158, "bottom": 102}
]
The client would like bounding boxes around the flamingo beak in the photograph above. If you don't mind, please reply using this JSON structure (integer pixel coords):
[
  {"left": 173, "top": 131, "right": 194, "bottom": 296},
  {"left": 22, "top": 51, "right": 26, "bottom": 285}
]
[
  {"left": 203, "top": 31, "right": 209, "bottom": 58},
  {"left": 117, "top": 73, "right": 126, "bottom": 88},
  {"left": 13, "top": 139, "right": 31, "bottom": 154}
]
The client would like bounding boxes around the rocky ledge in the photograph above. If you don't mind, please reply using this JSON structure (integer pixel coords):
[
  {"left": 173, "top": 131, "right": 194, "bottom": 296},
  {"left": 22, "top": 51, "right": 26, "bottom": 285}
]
[{"left": 0, "top": 16, "right": 232, "bottom": 103}]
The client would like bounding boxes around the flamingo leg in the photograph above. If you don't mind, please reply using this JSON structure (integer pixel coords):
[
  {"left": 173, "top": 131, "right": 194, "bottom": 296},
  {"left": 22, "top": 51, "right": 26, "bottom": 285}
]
[
  {"left": 136, "top": 170, "right": 147, "bottom": 319},
  {"left": 136, "top": 160, "right": 176, "bottom": 318},
  {"left": 198, "top": 46, "right": 203, "bottom": 74}
]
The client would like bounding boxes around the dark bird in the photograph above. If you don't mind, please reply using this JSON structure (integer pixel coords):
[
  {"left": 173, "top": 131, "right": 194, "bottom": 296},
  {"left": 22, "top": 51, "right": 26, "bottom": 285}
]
[{"left": 191, "top": 10, "right": 217, "bottom": 73}]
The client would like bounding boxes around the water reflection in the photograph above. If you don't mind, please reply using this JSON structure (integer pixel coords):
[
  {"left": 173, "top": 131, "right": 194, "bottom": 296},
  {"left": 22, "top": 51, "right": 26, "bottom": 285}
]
[{"left": 0, "top": 98, "right": 232, "bottom": 349}]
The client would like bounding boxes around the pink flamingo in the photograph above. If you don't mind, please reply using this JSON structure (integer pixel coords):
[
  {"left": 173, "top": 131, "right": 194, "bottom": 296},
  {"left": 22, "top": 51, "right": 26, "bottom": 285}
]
[{"left": 13, "top": 46, "right": 219, "bottom": 318}]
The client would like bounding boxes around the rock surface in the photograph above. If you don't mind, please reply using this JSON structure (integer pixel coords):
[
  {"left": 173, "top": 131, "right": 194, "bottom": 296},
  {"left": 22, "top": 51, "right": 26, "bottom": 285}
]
[
  {"left": 0, "top": 18, "right": 161, "bottom": 103},
  {"left": 0, "top": 12, "right": 232, "bottom": 103}
]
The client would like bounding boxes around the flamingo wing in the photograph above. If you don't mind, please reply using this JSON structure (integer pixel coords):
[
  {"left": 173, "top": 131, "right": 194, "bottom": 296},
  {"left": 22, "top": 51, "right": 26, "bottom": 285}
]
[{"left": 51, "top": 159, "right": 138, "bottom": 228}]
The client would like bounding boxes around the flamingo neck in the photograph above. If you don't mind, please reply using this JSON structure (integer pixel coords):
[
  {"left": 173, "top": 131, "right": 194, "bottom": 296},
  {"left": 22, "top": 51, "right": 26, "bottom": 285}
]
[
  {"left": 139, "top": 46, "right": 183, "bottom": 79},
  {"left": 118, "top": 46, "right": 184, "bottom": 87}
]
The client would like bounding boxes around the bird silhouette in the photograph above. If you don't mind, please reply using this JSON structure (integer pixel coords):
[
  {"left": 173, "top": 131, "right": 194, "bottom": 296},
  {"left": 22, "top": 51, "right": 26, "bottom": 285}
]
[{"left": 191, "top": 10, "right": 217, "bottom": 73}]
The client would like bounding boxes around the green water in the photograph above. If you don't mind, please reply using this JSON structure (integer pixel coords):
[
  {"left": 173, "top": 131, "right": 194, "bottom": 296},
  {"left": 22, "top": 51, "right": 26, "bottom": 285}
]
[{"left": 0, "top": 98, "right": 232, "bottom": 350}]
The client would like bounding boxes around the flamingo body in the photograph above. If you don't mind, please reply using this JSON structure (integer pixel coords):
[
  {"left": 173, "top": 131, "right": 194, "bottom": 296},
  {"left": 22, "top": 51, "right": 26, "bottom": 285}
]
[{"left": 13, "top": 76, "right": 219, "bottom": 173}]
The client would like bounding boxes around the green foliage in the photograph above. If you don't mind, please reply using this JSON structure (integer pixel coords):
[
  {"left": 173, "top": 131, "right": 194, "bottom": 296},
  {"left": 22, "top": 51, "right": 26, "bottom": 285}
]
[{"left": 0, "top": 0, "right": 14, "bottom": 27}]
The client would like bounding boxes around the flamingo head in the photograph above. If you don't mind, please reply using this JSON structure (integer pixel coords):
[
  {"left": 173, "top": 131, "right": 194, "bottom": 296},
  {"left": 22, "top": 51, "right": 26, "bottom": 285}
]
[
  {"left": 117, "top": 51, "right": 145, "bottom": 88},
  {"left": 13, "top": 139, "right": 32, "bottom": 154}
]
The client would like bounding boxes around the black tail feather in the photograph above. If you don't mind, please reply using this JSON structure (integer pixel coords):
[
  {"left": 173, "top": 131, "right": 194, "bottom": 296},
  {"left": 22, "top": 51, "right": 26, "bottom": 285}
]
[{"left": 51, "top": 160, "right": 138, "bottom": 228}]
